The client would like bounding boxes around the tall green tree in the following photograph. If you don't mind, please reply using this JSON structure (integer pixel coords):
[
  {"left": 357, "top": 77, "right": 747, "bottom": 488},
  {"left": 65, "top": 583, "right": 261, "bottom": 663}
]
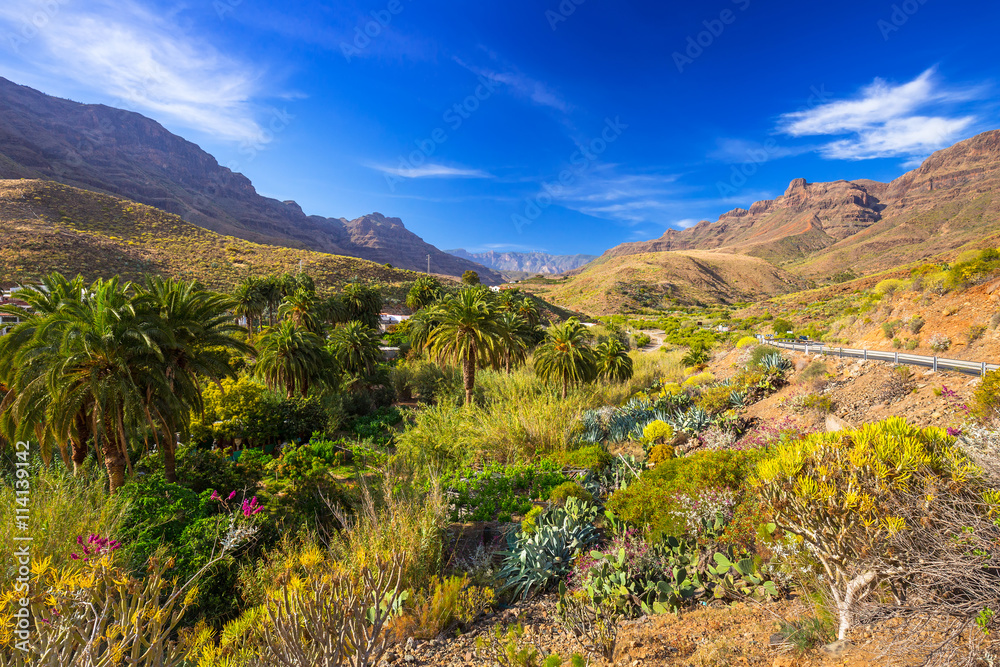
[
  {"left": 534, "top": 318, "right": 597, "bottom": 399},
  {"left": 255, "top": 320, "right": 327, "bottom": 398},
  {"left": 425, "top": 289, "right": 501, "bottom": 405},
  {"left": 232, "top": 276, "right": 265, "bottom": 339},
  {"left": 44, "top": 277, "right": 162, "bottom": 493},
  {"left": 595, "top": 338, "right": 634, "bottom": 384},
  {"left": 278, "top": 287, "right": 321, "bottom": 332},
  {"left": 0, "top": 273, "right": 88, "bottom": 470},
  {"left": 340, "top": 283, "right": 383, "bottom": 329},
  {"left": 406, "top": 276, "right": 443, "bottom": 311},
  {"left": 136, "top": 276, "right": 249, "bottom": 482},
  {"left": 495, "top": 312, "right": 534, "bottom": 373},
  {"left": 327, "top": 321, "right": 383, "bottom": 377}
]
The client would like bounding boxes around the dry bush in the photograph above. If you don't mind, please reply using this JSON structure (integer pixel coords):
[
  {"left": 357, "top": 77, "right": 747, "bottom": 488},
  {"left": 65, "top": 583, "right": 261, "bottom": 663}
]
[{"left": 261, "top": 554, "right": 406, "bottom": 667}]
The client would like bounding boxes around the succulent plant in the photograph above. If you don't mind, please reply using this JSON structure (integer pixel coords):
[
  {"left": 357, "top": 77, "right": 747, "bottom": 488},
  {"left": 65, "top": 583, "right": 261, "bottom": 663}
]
[{"left": 498, "top": 497, "right": 600, "bottom": 599}]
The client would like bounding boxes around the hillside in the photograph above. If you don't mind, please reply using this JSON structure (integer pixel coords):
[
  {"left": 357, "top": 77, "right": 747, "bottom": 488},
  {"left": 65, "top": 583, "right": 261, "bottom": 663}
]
[
  {"left": 519, "top": 250, "right": 803, "bottom": 314},
  {"left": 445, "top": 248, "right": 596, "bottom": 274},
  {"left": 0, "top": 179, "right": 424, "bottom": 291},
  {"left": 0, "top": 77, "right": 502, "bottom": 283},
  {"left": 598, "top": 130, "right": 1000, "bottom": 281}
]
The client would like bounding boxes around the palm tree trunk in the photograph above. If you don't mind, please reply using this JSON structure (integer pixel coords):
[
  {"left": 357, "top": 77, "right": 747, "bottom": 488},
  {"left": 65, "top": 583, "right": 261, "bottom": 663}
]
[
  {"left": 164, "top": 442, "right": 177, "bottom": 484},
  {"left": 562, "top": 378, "right": 568, "bottom": 400},
  {"left": 463, "top": 355, "right": 476, "bottom": 405},
  {"left": 102, "top": 436, "right": 126, "bottom": 494},
  {"left": 71, "top": 414, "right": 90, "bottom": 476}
]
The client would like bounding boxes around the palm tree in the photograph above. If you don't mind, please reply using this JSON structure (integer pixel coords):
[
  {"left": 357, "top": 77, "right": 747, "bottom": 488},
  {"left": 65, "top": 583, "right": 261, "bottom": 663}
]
[
  {"left": 533, "top": 318, "right": 597, "bottom": 399},
  {"left": 46, "top": 277, "right": 163, "bottom": 494},
  {"left": 516, "top": 298, "right": 540, "bottom": 327},
  {"left": 0, "top": 273, "right": 88, "bottom": 469},
  {"left": 425, "top": 289, "right": 502, "bottom": 405},
  {"left": 328, "top": 321, "right": 383, "bottom": 377},
  {"left": 137, "top": 276, "right": 250, "bottom": 482},
  {"left": 340, "top": 283, "right": 383, "bottom": 329},
  {"left": 406, "top": 276, "right": 443, "bottom": 311},
  {"left": 595, "top": 338, "right": 634, "bottom": 384},
  {"left": 232, "top": 276, "right": 265, "bottom": 340},
  {"left": 278, "top": 287, "right": 320, "bottom": 332},
  {"left": 495, "top": 312, "right": 534, "bottom": 373},
  {"left": 255, "top": 319, "right": 327, "bottom": 398}
]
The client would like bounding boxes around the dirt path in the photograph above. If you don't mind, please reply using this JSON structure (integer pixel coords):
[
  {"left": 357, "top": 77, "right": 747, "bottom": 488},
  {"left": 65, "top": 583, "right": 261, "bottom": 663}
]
[{"left": 636, "top": 329, "right": 665, "bottom": 352}]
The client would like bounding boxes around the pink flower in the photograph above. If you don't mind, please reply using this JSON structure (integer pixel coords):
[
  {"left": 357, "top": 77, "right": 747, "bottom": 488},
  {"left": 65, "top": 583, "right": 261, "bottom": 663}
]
[{"left": 227, "top": 490, "right": 237, "bottom": 501}]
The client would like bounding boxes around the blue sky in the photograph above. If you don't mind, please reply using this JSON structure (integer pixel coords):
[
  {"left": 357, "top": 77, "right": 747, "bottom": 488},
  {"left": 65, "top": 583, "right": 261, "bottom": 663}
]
[{"left": 1, "top": 0, "right": 999, "bottom": 255}]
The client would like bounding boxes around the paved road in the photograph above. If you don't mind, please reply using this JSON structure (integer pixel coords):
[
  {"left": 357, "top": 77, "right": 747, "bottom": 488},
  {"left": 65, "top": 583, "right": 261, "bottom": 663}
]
[{"left": 764, "top": 338, "right": 1000, "bottom": 377}]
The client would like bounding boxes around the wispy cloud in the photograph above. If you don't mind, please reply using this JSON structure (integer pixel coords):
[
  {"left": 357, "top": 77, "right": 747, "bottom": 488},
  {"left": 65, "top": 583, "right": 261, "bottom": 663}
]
[
  {"left": 539, "top": 169, "right": 688, "bottom": 225},
  {"left": 777, "top": 68, "right": 979, "bottom": 160},
  {"left": 0, "top": 0, "right": 265, "bottom": 142},
  {"left": 708, "top": 138, "right": 812, "bottom": 162},
  {"left": 367, "top": 162, "right": 493, "bottom": 179},
  {"left": 454, "top": 57, "right": 570, "bottom": 113}
]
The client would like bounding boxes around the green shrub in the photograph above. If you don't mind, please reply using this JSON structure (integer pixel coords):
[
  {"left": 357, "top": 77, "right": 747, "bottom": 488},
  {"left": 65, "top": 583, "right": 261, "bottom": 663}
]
[
  {"left": 973, "top": 369, "right": 1000, "bottom": 422},
  {"left": 908, "top": 315, "right": 925, "bottom": 334},
  {"left": 747, "top": 345, "right": 781, "bottom": 368},
  {"left": 521, "top": 506, "right": 544, "bottom": 535},
  {"left": 736, "top": 335, "right": 758, "bottom": 349},
  {"left": 549, "top": 481, "right": 594, "bottom": 507},
  {"left": 891, "top": 337, "right": 902, "bottom": 349},
  {"left": 967, "top": 324, "right": 987, "bottom": 344},
  {"left": 632, "top": 332, "right": 652, "bottom": 348},
  {"left": 607, "top": 450, "right": 763, "bottom": 540},
  {"left": 554, "top": 444, "right": 612, "bottom": 472},
  {"left": 875, "top": 278, "right": 907, "bottom": 296},
  {"left": 697, "top": 384, "right": 734, "bottom": 415},
  {"left": 442, "top": 462, "right": 567, "bottom": 522},
  {"left": 881, "top": 320, "right": 902, "bottom": 339},
  {"left": 798, "top": 360, "right": 828, "bottom": 385},
  {"left": 905, "top": 338, "right": 919, "bottom": 350}
]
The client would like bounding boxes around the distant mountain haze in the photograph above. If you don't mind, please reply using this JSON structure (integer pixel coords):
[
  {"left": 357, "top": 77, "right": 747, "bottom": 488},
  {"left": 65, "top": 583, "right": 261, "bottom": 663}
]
[
  {"left": 0, "top": 77, "right": 502, "bottom": 283},
  {"left": 445, "top": 249, "right": 596, "bottom": 274}
]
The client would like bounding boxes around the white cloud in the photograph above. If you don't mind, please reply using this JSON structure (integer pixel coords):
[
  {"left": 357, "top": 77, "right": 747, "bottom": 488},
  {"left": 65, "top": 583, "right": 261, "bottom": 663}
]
[
  {"left": 0, "top": 0, "right": 265, "bottom": 142},
  {"left": 673, "top": 218, "right": 701, "bottom": 229},
  {"left": 777, "top": 68, "right": 980, "bottom": 160},
  {"left": 454, "top": 57, "right": 570, "bottom": 113},
  {"left": 818, "top": 115, "right": 975, "bottom": 160},
  {"left": 368, "top": 162, "right": 493, "bottom": 179}
]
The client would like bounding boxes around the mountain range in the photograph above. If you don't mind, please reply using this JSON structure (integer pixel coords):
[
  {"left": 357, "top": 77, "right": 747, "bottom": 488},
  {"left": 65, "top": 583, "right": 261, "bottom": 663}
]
[
  {"left": 445, "top": 249, "right": 596, "bottom": 274},
  {"left": 0, "top": 77, "right": 502, "bottom": 284},
  {"left": 524, "top": 130, "right": 1000, "bottom": 313},
  {"left": 2, "top": 75, "right": 999, "bottom": 313},
  {"left": 598, "top": 130, "right": 1000, "bottom": 281}
]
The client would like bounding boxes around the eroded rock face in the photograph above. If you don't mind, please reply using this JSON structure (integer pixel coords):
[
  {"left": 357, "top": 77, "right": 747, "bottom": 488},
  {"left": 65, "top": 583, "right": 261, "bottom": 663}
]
[
  {"left": 600, "top": 129, "right": 1000, "bottom": 277},
  {"left": 0, "top": 77, "right": 502, "bottom": 282}
]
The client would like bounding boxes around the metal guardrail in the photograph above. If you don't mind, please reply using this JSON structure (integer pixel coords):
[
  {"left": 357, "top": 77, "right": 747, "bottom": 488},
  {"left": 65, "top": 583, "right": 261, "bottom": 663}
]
[{"left": 758, "top": 336, "right": 1000, "bottom": 377}]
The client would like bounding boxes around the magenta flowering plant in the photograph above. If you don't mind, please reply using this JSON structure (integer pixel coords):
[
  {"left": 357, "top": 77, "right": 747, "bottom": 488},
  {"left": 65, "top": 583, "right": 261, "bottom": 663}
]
[
  {"left": 209, "top": 488, "right": 265, "bottom": 520},
  {"left": 240, "top": 496, "right": 263, "bottom": 517},
  {"left": 70, "top": 534, "right": 121, "bottom": 562}
]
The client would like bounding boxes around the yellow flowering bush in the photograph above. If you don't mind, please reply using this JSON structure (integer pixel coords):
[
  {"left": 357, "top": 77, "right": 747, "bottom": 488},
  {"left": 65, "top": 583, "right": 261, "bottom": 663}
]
[{"left": 753, "top": 417, "right": 998, "bottom": 641}]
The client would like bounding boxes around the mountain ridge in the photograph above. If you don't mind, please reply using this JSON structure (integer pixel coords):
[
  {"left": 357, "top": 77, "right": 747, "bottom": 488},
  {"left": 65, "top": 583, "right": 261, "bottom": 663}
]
[
  {"left": 445, "top": 249, "right": 596, "bottom": 274},
  {"left": 0, "top": 77, "right": 503, "bottom": 284},
  {"left": 594, "top": 130, "right": 1000, "bottom": 279}
]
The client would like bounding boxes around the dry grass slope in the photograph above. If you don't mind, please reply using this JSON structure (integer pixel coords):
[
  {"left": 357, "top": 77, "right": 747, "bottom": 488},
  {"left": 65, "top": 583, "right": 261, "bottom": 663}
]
[
  {"left": 0, "top": 179, "right": 423, "bottom": 290},
  {"left": 521, "top": 250, "right": 803, "bottom": 314}
]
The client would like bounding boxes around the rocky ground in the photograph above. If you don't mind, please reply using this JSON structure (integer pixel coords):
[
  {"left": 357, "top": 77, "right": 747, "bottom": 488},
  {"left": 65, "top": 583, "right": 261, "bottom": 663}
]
[
  {"left": 381, "top": 594, "right": 875, "bottom": 667},
  {"left": 713, "top": 346, "right": 980, "bottom": 433}
]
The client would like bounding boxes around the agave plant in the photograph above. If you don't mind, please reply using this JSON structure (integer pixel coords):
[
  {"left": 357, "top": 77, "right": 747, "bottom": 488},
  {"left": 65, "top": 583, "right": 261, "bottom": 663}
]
[
  {"left": 498, "top": 497, "right": 600, "bottom": 599},
  {"left": 665, "top": 407, "right": 713, "bottom": 435},
  {"left": 728, "top": 390, "right": 747, "bottom": 410},
  {"left": 758, "top": 352, "right": 792, "bottom": 372}
]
